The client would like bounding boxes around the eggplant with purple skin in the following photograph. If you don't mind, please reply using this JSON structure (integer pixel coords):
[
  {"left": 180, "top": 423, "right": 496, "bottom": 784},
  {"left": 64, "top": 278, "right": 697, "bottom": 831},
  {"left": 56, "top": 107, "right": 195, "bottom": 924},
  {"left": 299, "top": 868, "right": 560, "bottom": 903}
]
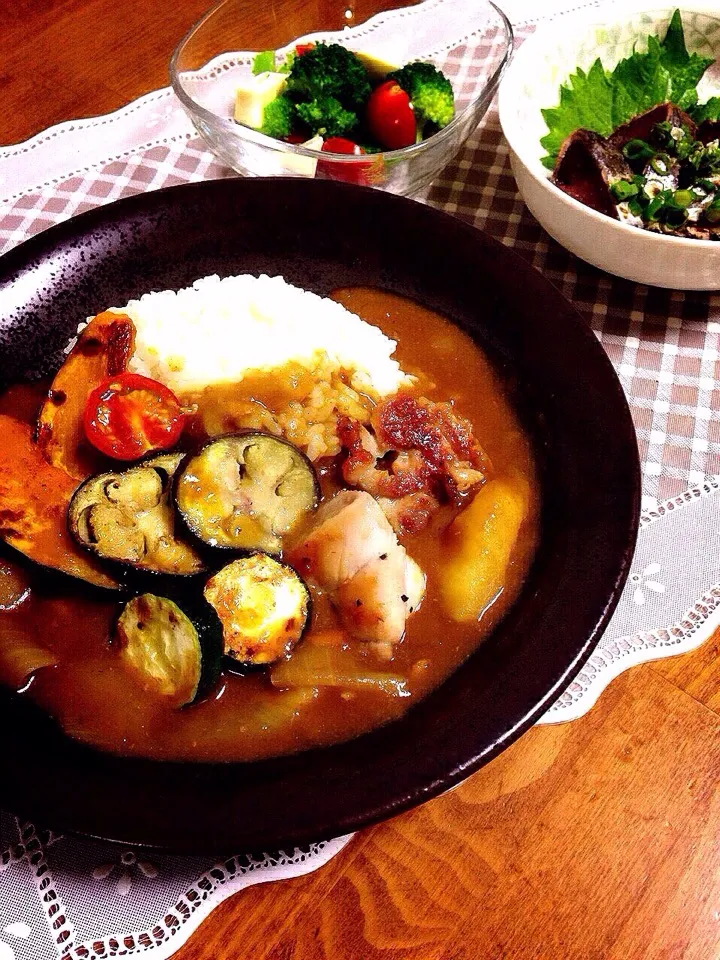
[
  {"left": 68, "top": 452, "right": 205, "bottom": 576},
  {"left": 174, "top": 432, "right": 319, "bottom": 555}
]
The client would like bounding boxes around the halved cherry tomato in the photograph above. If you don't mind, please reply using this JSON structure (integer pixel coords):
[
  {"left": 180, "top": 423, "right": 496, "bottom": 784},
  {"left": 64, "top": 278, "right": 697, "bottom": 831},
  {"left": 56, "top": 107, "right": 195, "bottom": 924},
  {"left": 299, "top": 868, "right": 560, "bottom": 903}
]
[
  {"left": 317, "top": 138, "right": 374, "bottom": 186},
  {"left": 366, "top": 80, "right": 416, "bottom": 150},
  {"left": 322, "top": 137, "right": 365, "bottom": 156},
  {"left": 83, "top": 372, "right": 185, "bottom": 461}
]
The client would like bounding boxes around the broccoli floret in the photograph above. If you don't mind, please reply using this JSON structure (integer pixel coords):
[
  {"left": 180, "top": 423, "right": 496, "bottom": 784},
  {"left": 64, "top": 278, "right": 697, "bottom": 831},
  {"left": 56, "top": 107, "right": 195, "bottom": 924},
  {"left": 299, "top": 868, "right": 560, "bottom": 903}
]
[
  {"left": 261, "top": 96, "right": 295, "bottom": 138},
  {"left": 286, "top": 43, "right": 371, "bottom": 111},
  {"left": 295, "top": 96, "right": 358, "bottom": 137},
  {"left": 389, "top": 62, "right": 454, "bottom": 130}
]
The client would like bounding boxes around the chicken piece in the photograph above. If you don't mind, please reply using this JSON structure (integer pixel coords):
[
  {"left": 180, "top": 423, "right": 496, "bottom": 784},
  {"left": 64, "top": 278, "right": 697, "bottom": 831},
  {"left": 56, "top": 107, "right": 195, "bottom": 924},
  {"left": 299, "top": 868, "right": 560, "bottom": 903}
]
[
  {"left": 337, "top": 553, "right": 426, "bottom": 657},
  {"left": 336, "top": 396, "right": 489, "bottom": 524},
  {"left": 287, "top": 490, "right": 425, "bottom": 649},
  {"left": 289, "top": 489, "right": 396, "bottom": 586}
]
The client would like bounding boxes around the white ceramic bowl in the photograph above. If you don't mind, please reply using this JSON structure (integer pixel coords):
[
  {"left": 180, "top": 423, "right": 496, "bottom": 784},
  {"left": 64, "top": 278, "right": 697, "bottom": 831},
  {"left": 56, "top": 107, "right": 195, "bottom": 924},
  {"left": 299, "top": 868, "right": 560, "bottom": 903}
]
[{"left": 498, "top": 3, "right": 720, "bottom": 290}]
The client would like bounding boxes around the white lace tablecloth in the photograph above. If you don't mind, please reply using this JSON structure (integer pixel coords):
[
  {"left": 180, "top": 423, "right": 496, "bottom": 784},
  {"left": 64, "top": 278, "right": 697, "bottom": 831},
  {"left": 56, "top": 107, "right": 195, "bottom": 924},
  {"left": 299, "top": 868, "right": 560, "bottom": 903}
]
[{"left": 1, "top": 0, "right": 720, "bottom": 957}]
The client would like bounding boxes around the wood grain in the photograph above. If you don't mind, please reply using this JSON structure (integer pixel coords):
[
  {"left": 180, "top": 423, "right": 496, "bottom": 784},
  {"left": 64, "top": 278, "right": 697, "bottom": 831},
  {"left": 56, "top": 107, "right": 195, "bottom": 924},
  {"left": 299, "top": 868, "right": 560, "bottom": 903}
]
[
  {"left": 175, "top": 669, "right": 720, "bottom": 960},
  {"left": 652, "top": 635, "right": 720, "bottom": 715},
  {"left": 5, "top": 3, "right": 720, "bottom": 958}
]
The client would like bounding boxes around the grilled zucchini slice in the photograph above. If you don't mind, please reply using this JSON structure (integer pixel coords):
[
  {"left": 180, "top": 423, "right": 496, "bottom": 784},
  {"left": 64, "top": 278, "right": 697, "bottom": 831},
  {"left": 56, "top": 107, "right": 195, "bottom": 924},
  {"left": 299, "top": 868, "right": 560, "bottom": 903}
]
[
  {"left": 204, "top": 554, "right": 310, "bottom": 667},
  {"left": 68, "top": 452, "right": 205, "bottom": 576},
  {"left": 175, "top": 432, "right": 319, "bottom": 554},
  {"left": 115, "top": 593, "right": 222, "bottom": 707}
]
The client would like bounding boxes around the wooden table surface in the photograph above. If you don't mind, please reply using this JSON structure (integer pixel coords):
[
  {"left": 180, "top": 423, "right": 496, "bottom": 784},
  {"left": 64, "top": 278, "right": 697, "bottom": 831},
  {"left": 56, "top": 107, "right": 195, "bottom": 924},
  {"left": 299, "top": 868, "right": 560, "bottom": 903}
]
[{"left": 6, "top": 2, "right": 720, "bottom": 958}]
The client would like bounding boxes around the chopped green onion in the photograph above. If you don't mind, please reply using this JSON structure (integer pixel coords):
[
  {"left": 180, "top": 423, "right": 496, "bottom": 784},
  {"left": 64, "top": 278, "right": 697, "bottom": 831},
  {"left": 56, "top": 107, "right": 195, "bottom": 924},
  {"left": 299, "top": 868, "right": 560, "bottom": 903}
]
[
  {"left": 645, "top": 196, "right": 665, "bottom": 221},
  {"left": 610, "top": 180, "right": 639, "bottom": 202},
  {"left": 664, "top": 206, "right": 688, "bottom": 228},
  {"left": 673, "top": 189, "right": 694, "bottom": 208},
  {"left": 623, "top": 139, "right": 656, "bottom": 162},
  {"left": 649, "top": 155, "right": 670, "bottom": 175},
  {"left": 705, "top": 199, "right": 720, "bottom": 223}
]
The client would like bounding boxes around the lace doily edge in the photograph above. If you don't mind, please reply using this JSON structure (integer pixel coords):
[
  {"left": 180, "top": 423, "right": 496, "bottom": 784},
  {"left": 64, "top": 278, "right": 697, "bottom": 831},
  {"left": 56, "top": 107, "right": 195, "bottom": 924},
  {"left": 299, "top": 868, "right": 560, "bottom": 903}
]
[
  {"left": 59, "top": 834, "right": 354, "bottom": 960},
  {"left": 537, "top": 590, "right": 720, "bottom": 725}
]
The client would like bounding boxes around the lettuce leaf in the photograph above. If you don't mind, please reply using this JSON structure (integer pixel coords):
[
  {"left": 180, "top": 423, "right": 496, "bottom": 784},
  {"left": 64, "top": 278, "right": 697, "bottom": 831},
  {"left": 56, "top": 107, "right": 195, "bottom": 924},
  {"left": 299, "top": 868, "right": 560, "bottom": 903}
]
[
  {"left": 540, "top": 10, "right": 715, "bottom": 168},
  {"left": 252, "top": 50, "right": 276, "bottom": 75}
]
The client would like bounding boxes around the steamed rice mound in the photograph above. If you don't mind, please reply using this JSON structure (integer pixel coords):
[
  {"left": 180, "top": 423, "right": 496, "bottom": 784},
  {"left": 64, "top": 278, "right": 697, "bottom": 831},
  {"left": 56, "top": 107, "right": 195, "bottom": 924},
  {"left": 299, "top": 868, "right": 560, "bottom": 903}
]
[
  {"left": 118, "top": 274, "right": 410, "bottom": 396},
  {"left": 102, "top": 274, "right": 413, "bottom": 462}
]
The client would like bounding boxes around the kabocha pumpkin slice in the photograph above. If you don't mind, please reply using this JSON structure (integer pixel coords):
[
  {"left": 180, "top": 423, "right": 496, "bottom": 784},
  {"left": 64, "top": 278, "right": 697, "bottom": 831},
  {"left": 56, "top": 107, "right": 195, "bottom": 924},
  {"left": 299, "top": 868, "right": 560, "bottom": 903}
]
[
  {"left": 69, "top": 452, "right": 205, "bottom": 576},
  {"left": 35, "top": 310, "right": 136, "bottom": 480},
  {"left": 204, "top": 554, "right": 310, "bottom": 667},
  {"left": 0, "top": 414, "right": 117, "bottom": 589},
  {"left": 175, "top": 431, "right": 319, "bottom": 554}
]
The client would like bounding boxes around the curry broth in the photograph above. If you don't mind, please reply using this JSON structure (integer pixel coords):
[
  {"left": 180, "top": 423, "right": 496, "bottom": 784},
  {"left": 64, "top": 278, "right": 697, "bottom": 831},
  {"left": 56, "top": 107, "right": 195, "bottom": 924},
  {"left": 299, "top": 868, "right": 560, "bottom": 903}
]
[{"left": 0, "top": 289, "right": 540, "bottom": 761}]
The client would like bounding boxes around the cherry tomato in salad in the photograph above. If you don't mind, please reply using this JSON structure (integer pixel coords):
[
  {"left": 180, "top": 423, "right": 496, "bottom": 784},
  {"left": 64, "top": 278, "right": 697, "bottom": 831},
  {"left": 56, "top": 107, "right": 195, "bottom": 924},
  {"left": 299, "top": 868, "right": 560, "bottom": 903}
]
[
  {"left": 317, "top": 138, "right": 377, "bottom": 185},
  {"left": 366, "top": 80, "right": 416, "bottom": 150},
  {"left": 83, "top": 372, "right": 185, "bottom": 461},
  {"left": 321, "top": 137, "right": 365, "bottom": 156},
  {"left": 295, "top": 43, "right": 315, "bottom": 56}
]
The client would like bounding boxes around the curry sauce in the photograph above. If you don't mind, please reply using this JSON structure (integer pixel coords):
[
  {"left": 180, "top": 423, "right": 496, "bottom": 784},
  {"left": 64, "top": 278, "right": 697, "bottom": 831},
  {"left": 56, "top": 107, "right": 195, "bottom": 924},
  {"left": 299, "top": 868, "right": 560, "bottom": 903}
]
[{"left": 0, "top": 289, "right": 540, "bottom": 761}]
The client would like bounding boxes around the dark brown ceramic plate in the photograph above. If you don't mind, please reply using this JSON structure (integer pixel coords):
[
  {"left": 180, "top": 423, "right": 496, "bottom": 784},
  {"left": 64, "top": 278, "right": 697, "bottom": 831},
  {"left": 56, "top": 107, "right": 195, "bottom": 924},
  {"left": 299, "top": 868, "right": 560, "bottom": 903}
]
[{"left": 0, "top": 178, "right": 640, "bottom": 854}]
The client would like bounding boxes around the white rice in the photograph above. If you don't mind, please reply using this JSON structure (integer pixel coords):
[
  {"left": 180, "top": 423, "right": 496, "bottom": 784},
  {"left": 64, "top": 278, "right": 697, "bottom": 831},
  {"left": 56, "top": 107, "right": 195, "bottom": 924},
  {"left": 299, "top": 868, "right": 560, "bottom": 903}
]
[{"left": 102, "top": 274, "right": 410, "bottom": 397}]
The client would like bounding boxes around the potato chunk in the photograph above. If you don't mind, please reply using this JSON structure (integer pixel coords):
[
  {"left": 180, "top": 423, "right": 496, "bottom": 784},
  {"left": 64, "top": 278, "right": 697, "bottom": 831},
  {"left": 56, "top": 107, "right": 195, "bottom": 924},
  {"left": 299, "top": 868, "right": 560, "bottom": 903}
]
[{"left": 440, "top": 476, "right": 530, "bottom": 622}]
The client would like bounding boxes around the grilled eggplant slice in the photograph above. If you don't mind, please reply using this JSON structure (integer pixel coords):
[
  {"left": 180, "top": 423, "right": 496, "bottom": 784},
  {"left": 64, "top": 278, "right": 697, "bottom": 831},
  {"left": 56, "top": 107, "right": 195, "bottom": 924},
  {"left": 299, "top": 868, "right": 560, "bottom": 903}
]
[
  {"left": 175, "top": 432, "right": 319, "bottom": 554},
  {"left": 204, "top": 554, "right": 310, "bottom": 667},
  {"left": 115, "top": 593, "right": 222, "bottom": 707},
  {"left": 68, "top": 452, "right": 205, "bottom": 575}
]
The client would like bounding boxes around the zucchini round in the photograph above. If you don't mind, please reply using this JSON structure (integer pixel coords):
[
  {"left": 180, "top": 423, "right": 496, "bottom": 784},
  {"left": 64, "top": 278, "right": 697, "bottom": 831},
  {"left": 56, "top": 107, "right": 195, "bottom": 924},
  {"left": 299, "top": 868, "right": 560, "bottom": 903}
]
[
  {"left": 174, "top": 432, "right": 319, "bottom": 554},
  {"left": 68, "top": 452, "right": 205, "bottom": 576},
  {"left": 114, "top": 593, "right": 222, "bottom": 707},
  {"left": 203, "top": 554, "right": 310, "bottom": 667}
]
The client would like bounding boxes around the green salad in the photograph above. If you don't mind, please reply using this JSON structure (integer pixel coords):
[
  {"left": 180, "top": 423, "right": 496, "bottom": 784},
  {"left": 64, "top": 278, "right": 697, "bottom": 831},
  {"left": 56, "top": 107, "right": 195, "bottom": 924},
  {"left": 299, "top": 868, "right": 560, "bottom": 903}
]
[{"left": 233, "top": 41, "right": 455, "bottom": 162}]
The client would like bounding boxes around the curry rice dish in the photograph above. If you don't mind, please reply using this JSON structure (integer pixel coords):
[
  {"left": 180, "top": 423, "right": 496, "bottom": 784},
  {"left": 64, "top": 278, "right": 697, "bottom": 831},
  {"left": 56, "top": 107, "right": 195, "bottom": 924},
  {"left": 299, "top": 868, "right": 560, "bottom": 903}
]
[{"left": 0, "top": 276, "right": 539, "bottom": 761}]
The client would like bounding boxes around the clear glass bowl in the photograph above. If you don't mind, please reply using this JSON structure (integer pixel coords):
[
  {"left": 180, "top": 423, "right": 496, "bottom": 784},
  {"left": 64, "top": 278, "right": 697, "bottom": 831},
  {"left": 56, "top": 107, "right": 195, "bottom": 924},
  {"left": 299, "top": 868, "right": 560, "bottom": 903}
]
[{"left": 169, "top": 0, "right": 513, "bottom": 196}]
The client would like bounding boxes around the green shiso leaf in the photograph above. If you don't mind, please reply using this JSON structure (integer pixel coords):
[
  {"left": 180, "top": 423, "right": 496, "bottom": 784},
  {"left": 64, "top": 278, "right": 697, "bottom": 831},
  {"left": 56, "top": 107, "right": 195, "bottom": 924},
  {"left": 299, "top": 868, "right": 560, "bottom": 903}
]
[
  {"left": 540, "top": 9, "right": 716, "bottom": 167},
  {"left": 690, "top": 96, "right": 720, "bottom": 123},
  {"left": 660, "top": 9, "right": 712, "bottom": 103},
  {"left": 539, "top": 58, "right": 614, "bottom": 160}
]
